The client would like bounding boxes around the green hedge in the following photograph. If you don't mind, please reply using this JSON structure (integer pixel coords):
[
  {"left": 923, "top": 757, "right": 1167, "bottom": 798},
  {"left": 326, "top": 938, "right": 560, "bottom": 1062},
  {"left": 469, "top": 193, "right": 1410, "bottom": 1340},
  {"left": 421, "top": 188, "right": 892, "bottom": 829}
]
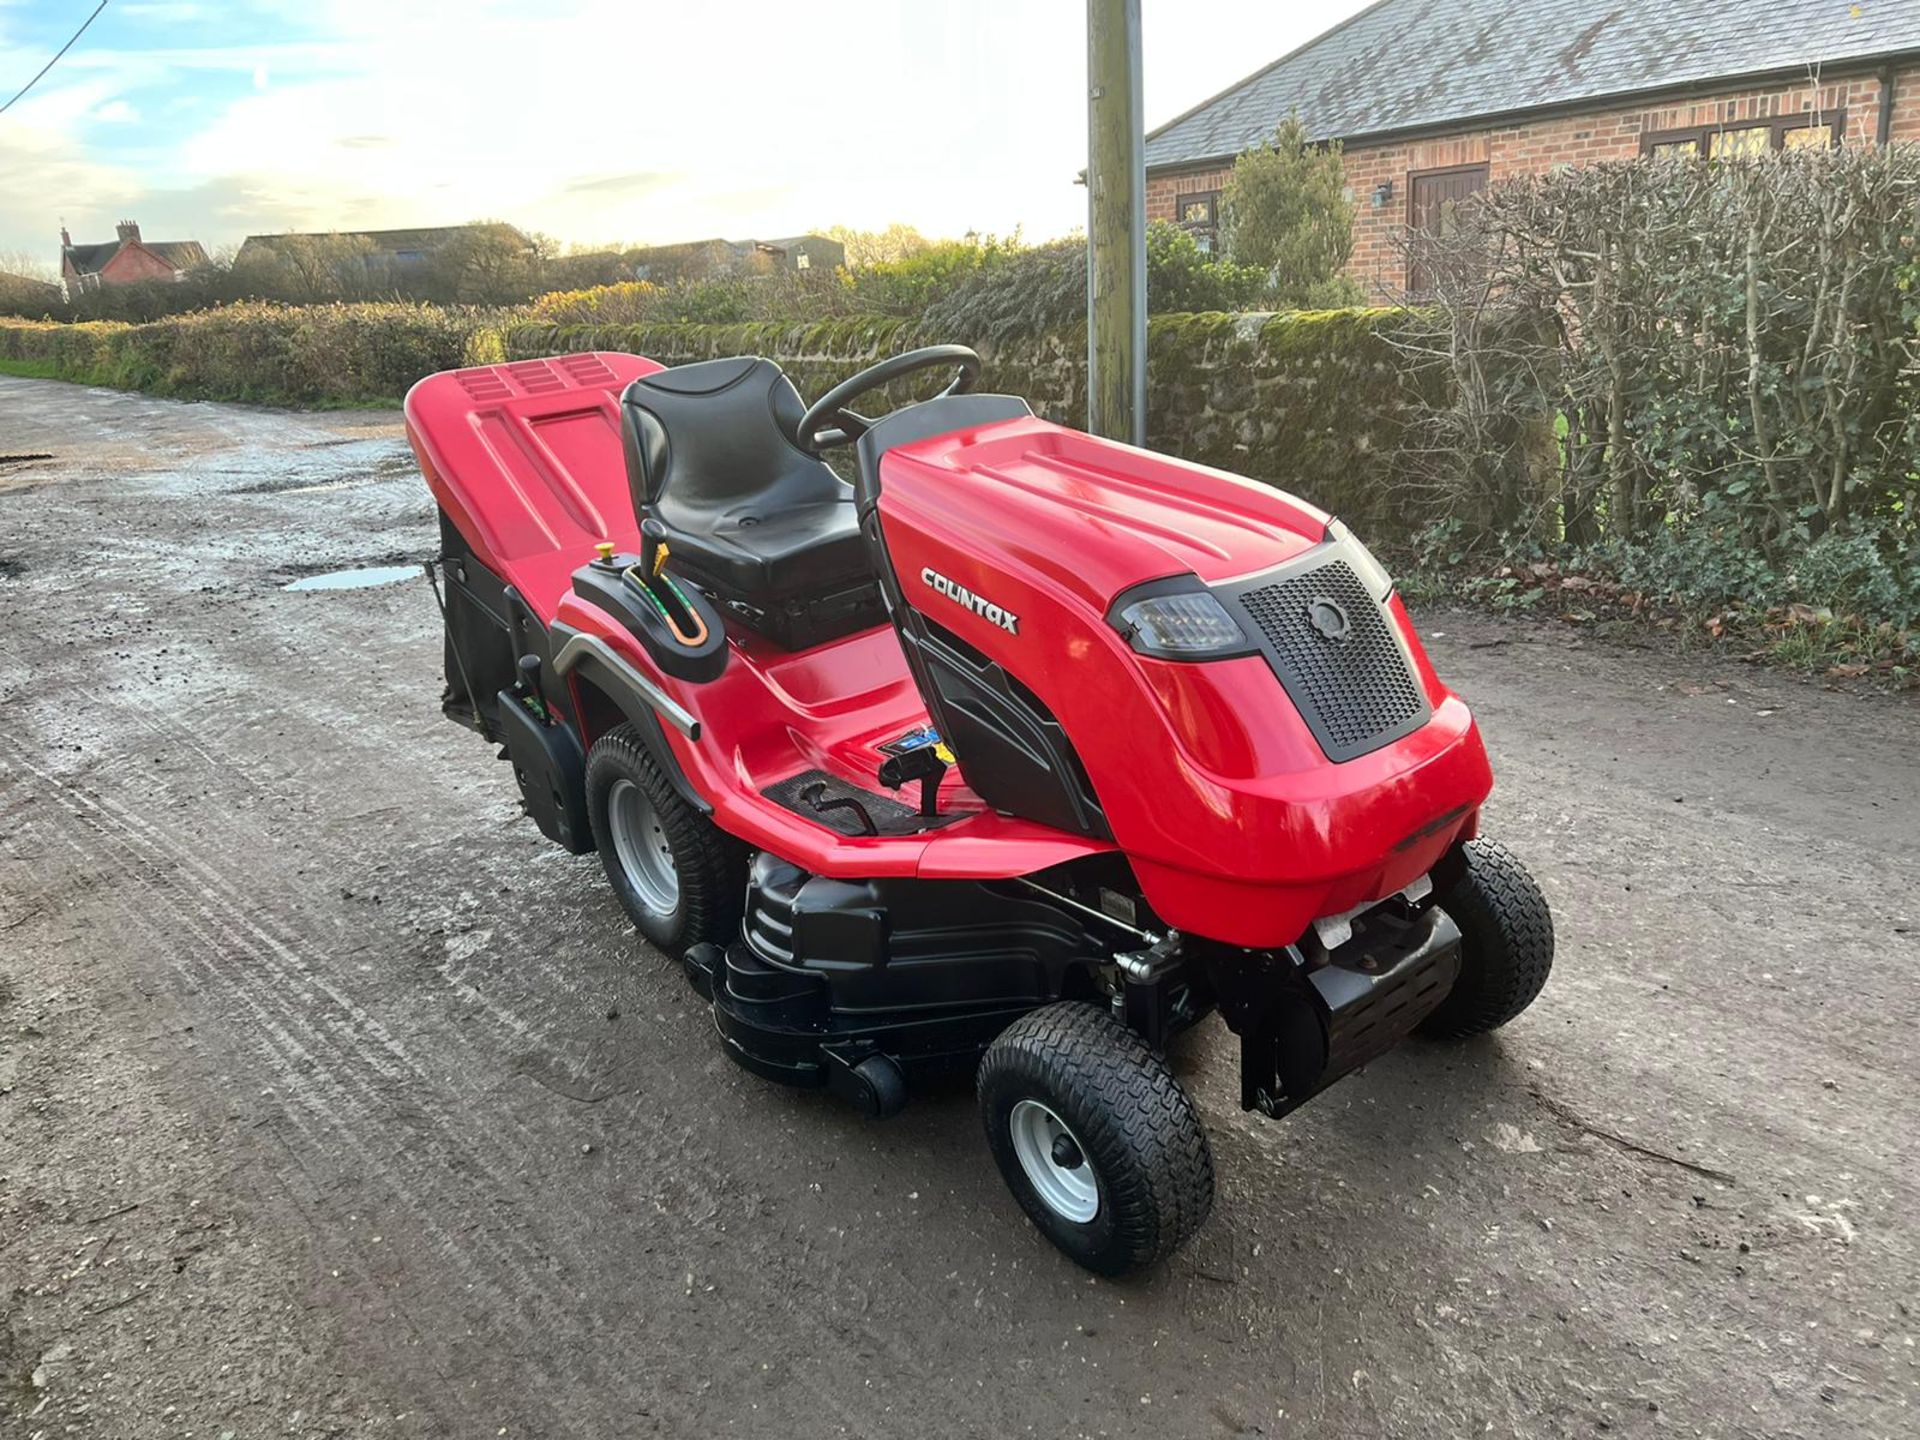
[
  {"left": 2, "top": 303, "right": 1441, "bottom": 537},
  {"left": 501, "top": 308, "right": 1432, "bottom": 534},
  {"left": 0, "top": 303, "right": 502, "bottom": 406}
]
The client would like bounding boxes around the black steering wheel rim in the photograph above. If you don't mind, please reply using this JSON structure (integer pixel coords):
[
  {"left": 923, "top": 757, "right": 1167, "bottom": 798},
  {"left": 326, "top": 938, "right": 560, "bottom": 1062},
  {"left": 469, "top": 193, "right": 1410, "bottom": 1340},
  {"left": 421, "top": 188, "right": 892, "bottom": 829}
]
[{"left": 795, "top": 344, "right": 982, "bottom": 454}]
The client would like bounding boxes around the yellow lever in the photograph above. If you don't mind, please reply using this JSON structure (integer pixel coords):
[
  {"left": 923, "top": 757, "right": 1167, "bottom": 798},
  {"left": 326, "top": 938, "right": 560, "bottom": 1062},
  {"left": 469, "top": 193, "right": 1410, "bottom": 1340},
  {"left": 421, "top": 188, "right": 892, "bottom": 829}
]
[{"left": 651, "top": 538, "right": 671, "bottom": 577}]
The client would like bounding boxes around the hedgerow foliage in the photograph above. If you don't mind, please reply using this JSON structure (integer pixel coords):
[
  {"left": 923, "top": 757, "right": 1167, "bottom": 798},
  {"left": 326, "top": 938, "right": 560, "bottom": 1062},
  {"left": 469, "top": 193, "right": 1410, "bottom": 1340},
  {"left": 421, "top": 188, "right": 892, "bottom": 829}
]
[
  {"left": 0, "top": 303, "right": 500, "bottom": 405},
  {"left": 527, "top": 226, "right": 1269, "bottom": 344},
  {"left": 1398, "top": 146, "right": 1920, "bottom": 638},
  {"left": 499, "top": 307, "right": 1424, "bottom": 534}
]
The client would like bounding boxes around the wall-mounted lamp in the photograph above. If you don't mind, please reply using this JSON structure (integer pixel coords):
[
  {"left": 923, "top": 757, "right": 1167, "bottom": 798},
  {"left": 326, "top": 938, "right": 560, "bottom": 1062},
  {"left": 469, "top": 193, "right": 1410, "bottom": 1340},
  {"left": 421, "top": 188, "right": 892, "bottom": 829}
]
[{"left": 1370, "top": 179, "right": 1395, "bottom": 209}]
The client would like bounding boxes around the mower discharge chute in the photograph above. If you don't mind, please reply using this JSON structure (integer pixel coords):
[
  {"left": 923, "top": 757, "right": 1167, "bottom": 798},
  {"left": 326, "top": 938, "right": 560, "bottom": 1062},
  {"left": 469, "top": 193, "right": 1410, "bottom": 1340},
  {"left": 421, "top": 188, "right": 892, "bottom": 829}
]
[{"left": 406, "top": 344, "right": 1553, "bottom": 1275}]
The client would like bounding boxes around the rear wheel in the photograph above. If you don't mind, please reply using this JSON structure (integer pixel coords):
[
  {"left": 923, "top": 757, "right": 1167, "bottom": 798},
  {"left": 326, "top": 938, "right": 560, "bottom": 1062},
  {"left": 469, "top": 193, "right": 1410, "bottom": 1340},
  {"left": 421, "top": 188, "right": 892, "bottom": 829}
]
[
  {"left": 978, "top": 1002, "right": 1213, "bottom": 1276},
  {"left": 1420, "top": 838, "right": 1554, "bottom": 1039},
  {"left": 586, "top": 724, "right": 745, "bottom": 956}
]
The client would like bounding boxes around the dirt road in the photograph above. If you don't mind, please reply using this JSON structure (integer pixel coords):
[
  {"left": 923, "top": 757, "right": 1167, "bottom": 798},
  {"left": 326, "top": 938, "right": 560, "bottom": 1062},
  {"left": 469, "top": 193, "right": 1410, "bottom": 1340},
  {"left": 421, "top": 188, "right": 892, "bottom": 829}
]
[{"left": 1, "top": 374, "right": 1915, "bottom": 1439}]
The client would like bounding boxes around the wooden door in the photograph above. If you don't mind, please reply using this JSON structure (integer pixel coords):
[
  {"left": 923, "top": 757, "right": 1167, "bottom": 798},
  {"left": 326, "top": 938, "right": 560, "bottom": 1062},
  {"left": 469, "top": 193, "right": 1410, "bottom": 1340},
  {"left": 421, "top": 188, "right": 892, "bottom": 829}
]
[{"left": 1407, "top": 163, "right": 1489, "bottom": 294}]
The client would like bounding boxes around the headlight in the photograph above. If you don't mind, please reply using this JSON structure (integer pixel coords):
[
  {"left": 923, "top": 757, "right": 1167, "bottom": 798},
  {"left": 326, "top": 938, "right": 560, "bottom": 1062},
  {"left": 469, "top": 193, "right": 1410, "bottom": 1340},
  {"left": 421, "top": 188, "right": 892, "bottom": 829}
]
[
  {"left": 1327, "top": 518, "right": 1393, "bottom": 601},
  {"left": 1111, "top": 583, "right": 1251, "bottom": 659}
]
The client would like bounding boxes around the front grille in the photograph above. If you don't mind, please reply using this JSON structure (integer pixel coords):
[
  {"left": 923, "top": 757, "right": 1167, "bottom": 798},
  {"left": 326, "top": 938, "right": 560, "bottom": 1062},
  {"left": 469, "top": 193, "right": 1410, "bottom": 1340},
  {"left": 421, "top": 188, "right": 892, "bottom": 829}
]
[{"left": 1234, "top": 558, "right": 1429, "bottom": 762}]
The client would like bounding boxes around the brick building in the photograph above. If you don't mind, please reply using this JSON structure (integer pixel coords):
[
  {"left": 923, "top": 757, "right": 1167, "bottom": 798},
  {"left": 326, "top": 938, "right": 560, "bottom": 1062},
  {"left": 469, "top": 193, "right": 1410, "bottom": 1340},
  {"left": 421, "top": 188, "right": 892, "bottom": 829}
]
[
  {"left": 60, "top": 221, "right": 207, "bottom": 292},
  {"left": 1144, "top": 0, "right": 1920, "bottom": 298}
]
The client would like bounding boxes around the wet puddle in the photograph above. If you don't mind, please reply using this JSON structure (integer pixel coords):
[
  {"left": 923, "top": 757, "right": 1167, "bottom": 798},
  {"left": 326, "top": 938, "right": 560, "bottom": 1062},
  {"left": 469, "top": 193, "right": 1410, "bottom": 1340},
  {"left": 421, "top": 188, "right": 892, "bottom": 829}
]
[{"left": 283, "top": 564, "right": 421, "bottom": 592}]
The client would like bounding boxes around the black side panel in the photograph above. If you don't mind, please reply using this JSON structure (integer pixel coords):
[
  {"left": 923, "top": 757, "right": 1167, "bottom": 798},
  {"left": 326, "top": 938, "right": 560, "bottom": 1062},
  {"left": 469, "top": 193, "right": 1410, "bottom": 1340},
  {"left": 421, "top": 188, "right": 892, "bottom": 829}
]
[
  {"left": 497, "top": 689, "right": 594, "bottom": 854},
  {"left": 437, "top": 511, "right": 517, "bottom": 736},
  {"left": 850, "top": 392, "right": 1105, "bottom": 838},
  {"left": 858, "top": 510, "right": 1110, "bottom": 841},
  {"left": 898, "top": 602, "right": 1110, "bottom": 840},
  {"left": 740, "top": 852, "right": 1093, "bottom": 1015}
]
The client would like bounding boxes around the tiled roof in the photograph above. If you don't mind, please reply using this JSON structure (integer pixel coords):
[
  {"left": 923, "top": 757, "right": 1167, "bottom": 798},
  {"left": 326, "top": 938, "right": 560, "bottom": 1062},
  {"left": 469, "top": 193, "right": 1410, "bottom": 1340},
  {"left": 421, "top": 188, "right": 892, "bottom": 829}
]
[
  {"left": 62, "top": 242, "right": 120, "bottom": 274},
  {"left": 63, "top": 238, "right": 208, "bottom": 275},
  {"left": 1146, "top": 0, "right": 1920, "bottom": 169},
  {"left": 145, "top": 241, "right": 208, "bottom": 269}
]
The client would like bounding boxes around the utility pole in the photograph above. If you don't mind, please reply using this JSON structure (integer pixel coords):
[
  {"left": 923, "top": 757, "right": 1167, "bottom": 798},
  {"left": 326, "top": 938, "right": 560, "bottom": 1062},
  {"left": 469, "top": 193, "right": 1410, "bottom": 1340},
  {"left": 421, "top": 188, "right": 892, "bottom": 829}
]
[{"left": 1085, "top": 0, "right": 1147, "bottom": 446}]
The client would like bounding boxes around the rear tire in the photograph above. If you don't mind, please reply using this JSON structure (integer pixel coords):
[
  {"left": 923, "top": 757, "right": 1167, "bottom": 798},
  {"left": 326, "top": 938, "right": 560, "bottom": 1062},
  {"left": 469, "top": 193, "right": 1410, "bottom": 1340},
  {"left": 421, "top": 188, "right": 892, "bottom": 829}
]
[
  {"left": 1419, "top": 838, "right": 1554, "bottom": 1039},
  {"left": 978, "top": 1002, "right": 1214, "bottom": 1276},
  {"left": 585, "top": 724, "right": 745, "bottom": 956}
]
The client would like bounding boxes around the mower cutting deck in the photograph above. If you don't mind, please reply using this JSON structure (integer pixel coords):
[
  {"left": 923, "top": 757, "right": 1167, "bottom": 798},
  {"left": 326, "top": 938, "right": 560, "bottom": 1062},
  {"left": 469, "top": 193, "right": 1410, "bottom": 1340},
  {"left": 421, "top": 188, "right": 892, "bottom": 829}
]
[{"left": 406, "top": 344, "right": 1553, "bottom": 1275}]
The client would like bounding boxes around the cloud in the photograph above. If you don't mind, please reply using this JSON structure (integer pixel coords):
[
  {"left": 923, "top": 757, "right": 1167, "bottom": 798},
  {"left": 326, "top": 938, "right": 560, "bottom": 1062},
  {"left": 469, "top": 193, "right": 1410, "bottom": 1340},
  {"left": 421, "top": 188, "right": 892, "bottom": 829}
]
[
  {"left": 559, "top": 172, "right": 682, "bottom": 198},
  {"left": 3, "top": 0, "right": 1401, "bottom": 255}
]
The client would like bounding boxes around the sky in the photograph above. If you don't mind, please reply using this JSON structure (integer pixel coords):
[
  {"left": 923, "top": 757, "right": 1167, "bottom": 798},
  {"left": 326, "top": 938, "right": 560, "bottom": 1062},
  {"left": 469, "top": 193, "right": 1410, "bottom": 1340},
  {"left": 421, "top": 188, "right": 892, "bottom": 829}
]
[{"left": 0, "top": 0, "right": 1374, "bottom": 266}]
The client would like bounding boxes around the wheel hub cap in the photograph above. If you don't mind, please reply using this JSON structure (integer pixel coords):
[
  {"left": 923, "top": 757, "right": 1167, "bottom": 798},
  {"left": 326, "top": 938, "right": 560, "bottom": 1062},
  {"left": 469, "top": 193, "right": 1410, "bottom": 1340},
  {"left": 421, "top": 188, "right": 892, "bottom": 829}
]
[
  {"left": 1009, "top": 1099, "right": 1099, "bottom": 1223},
  {"left": 607, "top": 777, "right": 679, "bottom": 913}
]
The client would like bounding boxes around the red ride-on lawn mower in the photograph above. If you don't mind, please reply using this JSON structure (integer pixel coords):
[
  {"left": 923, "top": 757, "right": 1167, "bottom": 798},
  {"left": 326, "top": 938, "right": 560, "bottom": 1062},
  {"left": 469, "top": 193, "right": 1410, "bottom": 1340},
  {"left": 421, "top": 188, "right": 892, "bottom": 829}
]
[{"left": 406, "top": 345, "right": 1553, "bottom": 1274}]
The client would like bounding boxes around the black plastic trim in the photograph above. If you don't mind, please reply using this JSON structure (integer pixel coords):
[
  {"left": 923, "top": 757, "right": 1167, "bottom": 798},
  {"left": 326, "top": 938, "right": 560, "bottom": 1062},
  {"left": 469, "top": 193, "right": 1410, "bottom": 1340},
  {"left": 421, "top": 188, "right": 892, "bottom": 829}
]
[
  {"left": 570, "top": 554, "right": 729, "bottom": 684},
  {"left": 497, "top": 689, "right": 594, "bottom": 854},
  {"left": 550, "top": 621, "right": 712, "bottom": 816},
  {"left": 853, "top": 392, "right": 1034, "bottom": 512}
]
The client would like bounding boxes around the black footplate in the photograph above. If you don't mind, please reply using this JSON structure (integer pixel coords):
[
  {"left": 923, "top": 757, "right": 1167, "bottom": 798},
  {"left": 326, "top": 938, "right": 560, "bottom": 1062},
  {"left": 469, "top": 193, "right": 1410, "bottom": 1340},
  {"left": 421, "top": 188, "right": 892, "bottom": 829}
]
[
  {"left": 762, "top": 769, "right": 962, "bottom": 837},
  {"left": 1218, "top": 903, "right": 1462, "bottom": 1119}
]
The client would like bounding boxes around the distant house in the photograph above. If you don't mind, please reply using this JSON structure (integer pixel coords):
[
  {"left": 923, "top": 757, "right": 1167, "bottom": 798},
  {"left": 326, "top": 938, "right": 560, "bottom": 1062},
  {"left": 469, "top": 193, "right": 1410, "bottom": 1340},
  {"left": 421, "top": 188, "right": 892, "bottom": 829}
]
[
  {"left": 1144, "top": 0, "right": 1920, "bottom": 295},
  {"left": 60, "top": 221, "right": 208, "bottom": 292},
  {"left": 234, "top": 222, "right": 534, "bottom": 275},
  {"left": 629, "top": 234, "right": 844, "bottom": 282}
]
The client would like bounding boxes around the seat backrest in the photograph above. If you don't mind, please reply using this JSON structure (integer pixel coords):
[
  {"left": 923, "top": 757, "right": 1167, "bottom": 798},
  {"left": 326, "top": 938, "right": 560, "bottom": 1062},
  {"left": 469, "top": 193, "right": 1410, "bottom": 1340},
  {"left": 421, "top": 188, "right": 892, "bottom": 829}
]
[{"left": 620, "top": 355, "right": 843, "bottom": 522}]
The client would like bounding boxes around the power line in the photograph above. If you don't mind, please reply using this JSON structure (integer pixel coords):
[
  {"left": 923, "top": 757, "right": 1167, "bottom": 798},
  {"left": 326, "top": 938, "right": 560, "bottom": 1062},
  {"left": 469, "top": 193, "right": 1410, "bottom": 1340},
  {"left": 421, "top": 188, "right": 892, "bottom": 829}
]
[{"left": 0, "top": 1, "right": 112, "bottom": 119}]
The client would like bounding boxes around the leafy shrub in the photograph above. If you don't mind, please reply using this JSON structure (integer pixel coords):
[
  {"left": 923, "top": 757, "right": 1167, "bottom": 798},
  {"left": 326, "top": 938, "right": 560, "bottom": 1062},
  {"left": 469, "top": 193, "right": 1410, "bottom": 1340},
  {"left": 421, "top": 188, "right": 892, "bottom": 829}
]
[
  {"left": 1219, "top": 117, "right": 1364, "bottom": 308},
  {"left": 903, "top": 226, "right": 1278, "bottom": 347},
  {"left": 839, "top": 235, "right": 1026, "bottom": 318},
  {"left": 918, "top": 240, "right": 1086, "bottom": 345},
  {"left": 1787, "top": 527, "right": 1919, "bottom": 628},
  {"left": 0, "top": 303, "right": 502, "bottom": 405},
  {"left": 1405, "top": 146, "right": 1920, "bottom": 554},
  {"left": 529, "top": 281, "right": 663, "bottom": 326},
  {"left": 1144, "top": 224, "right": 1269, "bottom": 314},
  {"left": 1571, "top": 526, "right": 1784, "bottom": 613}
]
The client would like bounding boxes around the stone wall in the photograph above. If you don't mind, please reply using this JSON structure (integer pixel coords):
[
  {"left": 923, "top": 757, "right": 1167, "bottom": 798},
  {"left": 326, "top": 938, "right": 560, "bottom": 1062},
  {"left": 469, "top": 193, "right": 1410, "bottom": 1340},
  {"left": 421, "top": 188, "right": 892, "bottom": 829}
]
[{"left": 501, "top": 309, "right": 1445, "bottom": 537}]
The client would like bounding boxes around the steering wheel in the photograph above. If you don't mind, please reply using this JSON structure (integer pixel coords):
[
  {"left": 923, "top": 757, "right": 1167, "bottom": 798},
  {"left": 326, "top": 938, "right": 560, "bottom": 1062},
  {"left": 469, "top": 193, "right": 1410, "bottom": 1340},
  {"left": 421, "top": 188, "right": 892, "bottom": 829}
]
[{"left": 795, "top": 345, "right": 982, "bottom": 454}]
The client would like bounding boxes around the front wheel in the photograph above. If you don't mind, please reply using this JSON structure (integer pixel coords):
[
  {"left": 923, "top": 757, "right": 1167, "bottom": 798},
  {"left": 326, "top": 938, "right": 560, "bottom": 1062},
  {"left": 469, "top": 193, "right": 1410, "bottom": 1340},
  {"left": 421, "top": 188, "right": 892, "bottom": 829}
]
[
  {"left": 585, "top": 724, "right": 745, "bottom": 956},
  {"left": 1419, "top": 838, "right": 1554, "bottom": 1039},
  {"left": 977, "top": 1003, "right": 1214, "bottom": 1276}
]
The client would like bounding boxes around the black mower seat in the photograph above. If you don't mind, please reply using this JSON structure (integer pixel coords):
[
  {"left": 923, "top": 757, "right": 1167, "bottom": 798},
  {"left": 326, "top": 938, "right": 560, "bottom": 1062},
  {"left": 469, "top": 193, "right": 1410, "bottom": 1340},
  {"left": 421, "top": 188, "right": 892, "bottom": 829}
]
[{"left": 620, "top": 356, "right": 884, "bottom": 649}]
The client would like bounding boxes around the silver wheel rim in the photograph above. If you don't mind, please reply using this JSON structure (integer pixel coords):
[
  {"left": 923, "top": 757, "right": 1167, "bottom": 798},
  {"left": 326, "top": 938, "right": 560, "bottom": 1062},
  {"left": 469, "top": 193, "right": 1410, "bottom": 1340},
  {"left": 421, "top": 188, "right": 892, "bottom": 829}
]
[
  {"left": 608, "top": 777, "right": 679, "bottom": 914},
  {"left": 1009, "top": 1099, "right": 1099, "bottom": 1224}
]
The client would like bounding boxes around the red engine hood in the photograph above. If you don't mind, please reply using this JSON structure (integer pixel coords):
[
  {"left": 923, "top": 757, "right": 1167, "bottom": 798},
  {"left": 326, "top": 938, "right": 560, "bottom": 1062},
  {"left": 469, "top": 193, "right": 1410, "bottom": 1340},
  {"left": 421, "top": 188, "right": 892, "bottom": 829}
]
[
  {"left": 877, "top": 411, "right": 1491, "bottom": 949},
  {"left": 882, "top": 415, "right": 1330, "bottom": 603}
]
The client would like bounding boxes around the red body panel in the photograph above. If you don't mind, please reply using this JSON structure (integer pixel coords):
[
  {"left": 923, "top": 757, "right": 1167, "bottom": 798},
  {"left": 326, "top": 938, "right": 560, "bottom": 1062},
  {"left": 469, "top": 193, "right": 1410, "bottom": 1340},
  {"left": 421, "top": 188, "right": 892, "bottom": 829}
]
[
  {"left": 876, "top": 418, "right": 1492, "bottom": 947},
  {"left": 406, "top": 352, "right": 666, "bottom": 614},
  {"left": 549, "top": 595, "right": 1114, "bottom": 880},
  {"left": 415, "top": 355, "right": 1495, "bottom": 949}
]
